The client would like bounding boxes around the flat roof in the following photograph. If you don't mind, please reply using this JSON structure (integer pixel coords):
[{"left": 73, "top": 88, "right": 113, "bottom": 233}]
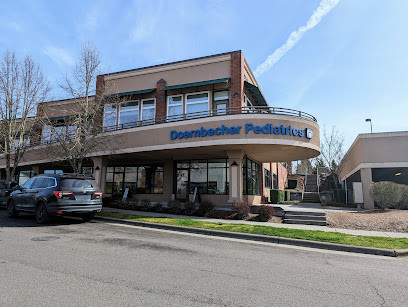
[{"left": 99, "top": 50, "right": 240, "bottom": 77}]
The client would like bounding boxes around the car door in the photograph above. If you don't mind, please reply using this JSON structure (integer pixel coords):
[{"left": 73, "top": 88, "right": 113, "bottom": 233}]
[
  {"left": 23, "top": 177, "right": 45, "bottom": 212},
  {"left": 13, "top": 177, "right": 36, "bottom": 209}
]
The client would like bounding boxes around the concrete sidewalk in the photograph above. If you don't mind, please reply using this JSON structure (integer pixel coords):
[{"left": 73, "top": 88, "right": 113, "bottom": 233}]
[{"left": 101, "top": 207, "right": 408, "bottom": 239}]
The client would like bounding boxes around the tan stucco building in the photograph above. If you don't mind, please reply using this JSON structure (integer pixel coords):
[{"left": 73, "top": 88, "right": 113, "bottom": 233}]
[
  {"left": 0, "top": 51, "right": 320, "bottom": 205},
  {"left": 340, "top": 131, "right": 408, "bottom": 209}
]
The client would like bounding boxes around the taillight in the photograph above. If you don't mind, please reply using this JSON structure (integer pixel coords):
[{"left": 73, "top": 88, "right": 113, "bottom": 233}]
[
  {"left": 94, "top": 191, "right": 102, "bottom": 198},
  {"left": 53, "top": 191, "right": 73, "bottom": 199}
]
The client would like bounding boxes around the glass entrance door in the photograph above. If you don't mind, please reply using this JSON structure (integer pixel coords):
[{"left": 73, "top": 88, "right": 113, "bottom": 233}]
[{"left": 176, "top": 169, "right": 189, "bottom": 201}]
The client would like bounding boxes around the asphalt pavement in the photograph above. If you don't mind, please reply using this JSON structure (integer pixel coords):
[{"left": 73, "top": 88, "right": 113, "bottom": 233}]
[{"left": 1, "top": 209, "right": 408, "bottom": 306}]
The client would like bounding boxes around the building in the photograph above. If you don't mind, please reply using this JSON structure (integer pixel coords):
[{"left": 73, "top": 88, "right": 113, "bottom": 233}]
[
  {"left": 339, "top": 131, "right": 408, "bottom": 209},
  {"left": 0, "top": 51, "right": 320, "bottom": 205}
]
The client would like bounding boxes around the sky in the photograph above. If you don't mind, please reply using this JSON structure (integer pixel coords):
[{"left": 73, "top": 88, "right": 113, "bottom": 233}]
[{"left": 0, "top": 0, "right": 407, "bottom": 149}]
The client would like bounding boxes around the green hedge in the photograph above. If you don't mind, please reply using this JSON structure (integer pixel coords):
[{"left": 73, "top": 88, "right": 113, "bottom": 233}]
[
  {"left": 287, "top": 179, "right": 298, "bottom": 190},
  {"left": 286, "top": 190, "right": 291, "bottom": 201},
  {"left": 332, "top": 189, "right": 346, "bottom": 204},
  {"left": 270, "top": 189, "right": 285, "bottom": 203}
]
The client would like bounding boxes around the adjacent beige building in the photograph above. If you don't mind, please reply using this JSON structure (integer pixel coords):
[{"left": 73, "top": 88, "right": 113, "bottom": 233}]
[{"left": 339, "top": 131, "right": 408, "bottom": 209}]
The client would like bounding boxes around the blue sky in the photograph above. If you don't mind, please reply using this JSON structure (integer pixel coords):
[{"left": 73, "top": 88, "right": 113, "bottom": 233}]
[{"left": 0, "top": 0, "right": 407, "bottom": 149}]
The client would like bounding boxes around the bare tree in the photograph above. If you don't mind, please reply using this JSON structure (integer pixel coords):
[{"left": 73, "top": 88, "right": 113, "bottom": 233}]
[
  {"left": 0, "top": 51, "right": 50, "bottom": 181},
  {"left": 41, "top": 41, "right": 121, "bottom": 174},
  {"left": 317, "top": 125, "right": 345, "bottom": 183}
]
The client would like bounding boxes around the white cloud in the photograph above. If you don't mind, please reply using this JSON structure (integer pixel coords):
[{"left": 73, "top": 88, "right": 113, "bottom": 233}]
[
  {"left": 254, "top": 0, "right": 340, "bottom": 77},
  {"left": 43, "top": 46, "right": 75, "bottom": 67}
]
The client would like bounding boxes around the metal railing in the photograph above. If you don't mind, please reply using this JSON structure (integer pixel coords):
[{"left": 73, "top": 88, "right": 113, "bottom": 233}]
[{"left": 103, "top": 106, "right": 317, "bottom": 133}]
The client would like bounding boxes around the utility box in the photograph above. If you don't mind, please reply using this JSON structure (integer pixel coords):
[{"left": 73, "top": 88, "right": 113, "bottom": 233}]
[{"left": 353, "top": 182, "right": 364, "bottom": 205}]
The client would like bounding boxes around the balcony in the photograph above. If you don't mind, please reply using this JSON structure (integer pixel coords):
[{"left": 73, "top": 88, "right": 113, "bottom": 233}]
[{"left": 102, "top": 106, "right": 317, "bottom": 132}]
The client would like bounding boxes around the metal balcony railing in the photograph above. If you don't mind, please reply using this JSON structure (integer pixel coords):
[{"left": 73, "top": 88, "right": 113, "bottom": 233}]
[{"left": 103, "top": 106, "right": 317, "bottom": 132}]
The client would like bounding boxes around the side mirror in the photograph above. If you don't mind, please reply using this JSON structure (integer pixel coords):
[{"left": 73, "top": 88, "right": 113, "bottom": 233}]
[{"left": 14, "top": 185, "right": 23, "bottom": 191}]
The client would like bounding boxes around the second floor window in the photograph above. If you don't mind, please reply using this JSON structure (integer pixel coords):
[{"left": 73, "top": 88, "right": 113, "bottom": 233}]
[
  {"left": 41, "top": 125, "right": 76, "bottom": 144},
  {"left": 119, "top": 101, "right": 139, "bottom": 126},
  {"left": 167, "top": 95, "right": 183, "bottom": 121},
  {"left": 141, "top": 99, "right": 156, "bottom": 121},
  {"left": 186, "top": 92, "right": 209, "bottom": 118},
  {"left": 104, "top": 104, "right": 117, "bottom": 127}
]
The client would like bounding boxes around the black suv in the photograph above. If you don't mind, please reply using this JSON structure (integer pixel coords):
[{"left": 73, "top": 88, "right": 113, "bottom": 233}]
[{"left": 7, "top": 174, "right": 103, "bottom": 223}]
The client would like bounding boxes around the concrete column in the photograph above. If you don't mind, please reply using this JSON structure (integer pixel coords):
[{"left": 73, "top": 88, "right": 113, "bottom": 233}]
[
  {"left": 361, "top": 168, "right": 374, "bottom": 209},
  {"left": 92, "top": 157, "right": 107, "bottom": 193},
  {"left": 227, "top": 150, "right": 245, "bottom": 204},
  {"left": 163, "top": 159, "right": 174, "bottom": 201}
]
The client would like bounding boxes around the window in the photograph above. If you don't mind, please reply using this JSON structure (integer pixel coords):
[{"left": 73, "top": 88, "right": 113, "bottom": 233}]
[
  {"left": 42, "top": 125, "right": 51, "bottom": 143},
  {"left": 264, "top": 169, "right": 271, "bottom": 189},
  {"left": 175, "top": 159, "right": 229, "bottom": 195},
  {"left": 213, "top": 90, "right": 229, "bottom": 115},
  {"left": 167, "top": 95, "right": 183, "bottom": 121},
  {"left": 186, "top": 92, "right": 209, "bottom": 118},
  {"left": 44, "top": 170, "right": 63, "bottom": 174},
  {"left": 103, "top": 104, "right": 117, "bottom": 127},
  {"left": 119, "top": 100, "right": 139, "bottom": 126},
  {"left": 141, "top": 99, "right": 156, "bottom": 121},
  {"left": 23, "top": 177, "right": 36, "bottom": 189},
  {"left": 42, "top": 178, "right": 57, "bottom": 188},
  {"left": 243, "top": 157, "right": 261, "bottom": 195},
  {"left": 19, "top": 170, "right": 33, "bottom": 186},
  {"left": 273, "top": 173, "right": 278, "bottom": 189},
  {"left": 31, "top": 178, "right": 45, "bottom": 189},
  {"left": 105, "top": 165, "right": 164, "bottom": 196},
  {"left": 41, "top": 124, "right": 76, "bottom": 144}
]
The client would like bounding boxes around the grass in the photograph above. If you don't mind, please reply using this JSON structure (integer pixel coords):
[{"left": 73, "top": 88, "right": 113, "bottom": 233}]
[{"left": 97, "top": 211, "right": 408, "bottom": 250}]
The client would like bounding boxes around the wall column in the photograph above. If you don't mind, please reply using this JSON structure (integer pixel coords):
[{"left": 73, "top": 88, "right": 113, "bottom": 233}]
[
  {"left": 227, "top": 150, "right": 245, "bottom": 204},
  {"left": 361, "top": 168, "right": 374, "bottom": 209},
  {"left": 92, "top": 157, "right": 107, "bottom": 193}
]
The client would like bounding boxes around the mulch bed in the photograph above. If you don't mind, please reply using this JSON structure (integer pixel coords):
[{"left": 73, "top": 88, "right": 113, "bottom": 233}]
[{"left": 326, "top": 210, "right": 408, "bottom": 233}]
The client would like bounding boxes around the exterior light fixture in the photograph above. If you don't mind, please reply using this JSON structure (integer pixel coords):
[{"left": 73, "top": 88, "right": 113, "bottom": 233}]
[
  {"left": 95, "top": 166, "right": 100, "bottom": 171},
  {"left": 395, "top": 172, "right": 401, "bottom": 176},
  {"left": 365, "top": 118, "right": 372, "bottom": 133},
  {"left": 231, "top": 161, "right": 238, "bottom": 166}
]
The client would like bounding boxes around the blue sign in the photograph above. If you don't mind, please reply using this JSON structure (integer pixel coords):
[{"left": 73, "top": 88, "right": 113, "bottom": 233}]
[{"left": 171, "top": 123, "right": 313, "bottom": 140}]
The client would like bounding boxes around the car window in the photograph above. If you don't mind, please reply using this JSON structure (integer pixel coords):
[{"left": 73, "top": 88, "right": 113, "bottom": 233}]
[
  {"left": 23, "top": 178, "right": 36, "bottom": 189},
  {"left": 61, "top": 179, "right": 95, "bottom": 189},
  {"left": 31, "top": 178, "right": 45, "bottom": 189},
  {"left": 0, "top": 181, "right": 6, "bottom": 189},
  {"left": 41, "top": 177, "right": 56, "bottom": 188}
]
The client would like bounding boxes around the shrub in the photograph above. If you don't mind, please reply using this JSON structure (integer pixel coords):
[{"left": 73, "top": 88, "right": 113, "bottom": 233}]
[
  {"left": 270, "top": 189, "right": 285, "bottom": 203},
  {"left": 151, "top": 202, "right": 163, "bottom": 213},
  {"left": 167, "top": 200, "right": 183, "bottom": 214},
  {"left": 258, "top": 205, "right": 275, "bottom": 222},
  {"left": 138, "top": 199, "right": 151, "bottom": 211},
  {"left": 369, "top": 181, "right": 401, "bottom": 210},
  {"left": 285, "top": 190, "right": 291, "bottom": 201},
  {"left": 198, "top": 199, "right": 214, "bottom": 216},
  {"left": 234, "top": 201, "right": 250, "bottom": 219},
  {"left": 398, "top": 185, "right": 408, "bottom": 210},
  {"left": 184, "top": 201, "right": 197, "bottom": 215}
]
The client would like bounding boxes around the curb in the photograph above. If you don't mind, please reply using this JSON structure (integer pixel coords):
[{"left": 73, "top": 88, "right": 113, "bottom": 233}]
[{"left": 95, "top": 216, "right": 406, "bottom": 257}]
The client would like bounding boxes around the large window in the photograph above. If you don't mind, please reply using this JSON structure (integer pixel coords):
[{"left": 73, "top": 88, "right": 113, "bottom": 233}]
[
  {"left": 186, "top": 92, "right": 209, "bottom": 118},
  {"left": 141, "top": 99, "right": 156, "bottom": 121},
  {"left": 176, "top": 159, "right": 229, "bottom": 196},
  {"left": 167, "top": 95, "right": 183, "bottom": 121},
  {"left": 104, "top": 104, "right": 117, "bottom": 127},
  {"left": 105, "top": 165, "right": 164, "bottom": 197},
  {"left": 119, "top": 101, "right": 139, "bottom": 126},
  {"left": 243, "top": 157, "right": 261, "bottom": 195}
]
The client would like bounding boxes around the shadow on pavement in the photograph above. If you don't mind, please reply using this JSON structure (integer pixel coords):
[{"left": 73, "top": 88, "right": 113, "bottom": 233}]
[{"left": 0, "top": 207, "right": 85, "bottom": 228}]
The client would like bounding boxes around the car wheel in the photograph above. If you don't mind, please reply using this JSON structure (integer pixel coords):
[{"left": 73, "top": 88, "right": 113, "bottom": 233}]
[
  {"left": 36, "top": 202, "right": 50, "bottom": 224},
  {"left": 82, "top": 212, "right": 95, "bottom": 222},
  {"left": 7, "top": 200, "right": 18, "bottom": 218}
]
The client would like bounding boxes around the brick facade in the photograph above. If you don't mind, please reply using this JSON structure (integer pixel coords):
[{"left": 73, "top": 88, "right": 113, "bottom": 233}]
[
  {"left": 155, "top": 78, "right": 167, "bottom": 121},
  {"left": 230, "top": 51, "right": 244, "bottom": 111}
]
